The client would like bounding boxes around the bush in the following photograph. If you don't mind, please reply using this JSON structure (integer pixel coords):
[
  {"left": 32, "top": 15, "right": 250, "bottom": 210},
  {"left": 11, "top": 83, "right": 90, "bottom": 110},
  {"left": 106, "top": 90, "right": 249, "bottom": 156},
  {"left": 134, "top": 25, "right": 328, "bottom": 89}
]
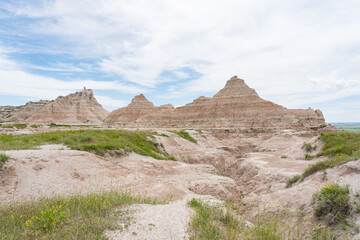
[
  {"left": 312, "top": 183, "right": 351, "bottom": 224},
  {"left": 0, "top": 153, "right": 10, "bottom": 168},
  {"left": 304, "top": 142, "right": 312, "bottom": 152}
]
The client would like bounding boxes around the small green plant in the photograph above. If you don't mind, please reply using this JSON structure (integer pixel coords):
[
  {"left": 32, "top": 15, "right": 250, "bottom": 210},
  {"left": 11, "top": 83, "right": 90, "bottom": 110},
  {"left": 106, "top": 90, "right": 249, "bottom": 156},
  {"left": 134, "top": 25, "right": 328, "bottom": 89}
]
[
  {"left": 305, "top": 154, "right": 315, "bottom": 160},
  {"left": 0, "top": 153, "right": 10, "bottom": 168},
  {"left": 304, "top": 142, "right": 312, "bottom": 152},
  {"left": 312, "top": 183, "right": 351, "bottom": 224},
  {"left": 30, "top": 125, "right": 40, "bottom": 128},
  {"left": 156, "top": 133, "right": 169, "bottom": 137},
  {"left": 286, "top": 175, "right": 302, "bottom": 188},
  {"left": 170, "top": 130, "right": 197, "bottom": 143},
  {"left": 195, "top": 129, "right": 203, "bottom": 134},
  {"left": 280, "top": 155, "right": 287, "bottom": 159}
]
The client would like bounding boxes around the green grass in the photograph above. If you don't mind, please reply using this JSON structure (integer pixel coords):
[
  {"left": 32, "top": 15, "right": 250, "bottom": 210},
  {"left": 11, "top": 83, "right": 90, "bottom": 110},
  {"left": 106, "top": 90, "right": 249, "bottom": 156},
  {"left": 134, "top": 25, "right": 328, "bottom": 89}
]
[
  {"left": 170, "top": 130, "right": 197, "bottom": 143},
  {"left": 312, "top": 183, "right": 351, "bottom": 225},
  {"left": 30, "top": 125, "right": 40, "bottom": 128},
  {"left": 0, "top": 153, "right": 10, "bottom": 168},
  {"left": 13, "top": 124, "right": 27, "bottom": 129},
  {"left": 0, "top": 129, "right": 175, "bottom": 160},
  {"left": 338, "top": 126, "right": 360, "bottom": 133},
  {"left": 188, "top": 198, "right": 245, "bottom": 240},
  {"left": 188, "top": 198, "right": 340, "bottom": 239},
  {"left": 287, "top": 132, "right": 360, "bottom": 187},
  {"left": 1, "top": 125, "right": 13, "bottom": 128},
  {"left": 1, "top": 124, "right": 27, "bottom": 129},
  {"left": 48, "top": 124, "right": 96, "bottom": 128},
  {"left": 49, "top": 124, "right": 71, "bottom": 128},
  {"left": 0, "top": 190, "right": 165, "bottom": 240}
]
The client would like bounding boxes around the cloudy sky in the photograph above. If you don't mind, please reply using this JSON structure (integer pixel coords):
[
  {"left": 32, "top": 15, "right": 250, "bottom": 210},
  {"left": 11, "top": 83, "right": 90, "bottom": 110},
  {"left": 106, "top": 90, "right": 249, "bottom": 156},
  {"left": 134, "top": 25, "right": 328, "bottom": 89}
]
[{"left": 0, "top": 0, "right": 359, "bottom": 122}]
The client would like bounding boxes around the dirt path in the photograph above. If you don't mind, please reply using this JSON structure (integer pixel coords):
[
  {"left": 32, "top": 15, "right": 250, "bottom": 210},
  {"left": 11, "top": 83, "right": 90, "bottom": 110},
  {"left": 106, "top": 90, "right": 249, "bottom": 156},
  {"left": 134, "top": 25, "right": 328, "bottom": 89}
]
[{"left": 105, "top": 200, "right": 193, "bottom": 240}]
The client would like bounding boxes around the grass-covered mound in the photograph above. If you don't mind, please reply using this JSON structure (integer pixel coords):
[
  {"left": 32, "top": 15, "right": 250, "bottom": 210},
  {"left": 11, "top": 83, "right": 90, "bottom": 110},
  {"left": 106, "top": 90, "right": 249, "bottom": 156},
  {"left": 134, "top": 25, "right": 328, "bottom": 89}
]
[
  {"left": 0, "top": 190, "right": 165, "bottom": 240},
  {"left": 0, "top": 129, "right": 174, "bottom": 160},
  {"left": 287, "top": 132, "right": 360, "bottom": 187}
]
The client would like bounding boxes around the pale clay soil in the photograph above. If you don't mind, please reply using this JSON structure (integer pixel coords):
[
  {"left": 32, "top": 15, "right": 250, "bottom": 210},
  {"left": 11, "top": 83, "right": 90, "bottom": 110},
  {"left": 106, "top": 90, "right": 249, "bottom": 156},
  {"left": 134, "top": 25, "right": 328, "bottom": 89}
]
[{"left": 1, "top": 129, "right": 360, "bottom": 239}]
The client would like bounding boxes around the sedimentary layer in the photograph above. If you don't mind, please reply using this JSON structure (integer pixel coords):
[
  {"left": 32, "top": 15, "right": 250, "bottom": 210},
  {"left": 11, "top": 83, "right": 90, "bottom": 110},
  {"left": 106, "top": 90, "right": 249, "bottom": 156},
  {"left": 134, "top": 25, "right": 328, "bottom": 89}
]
[{"left": 105, "top": 76, "right": 325, "bottom": 130}]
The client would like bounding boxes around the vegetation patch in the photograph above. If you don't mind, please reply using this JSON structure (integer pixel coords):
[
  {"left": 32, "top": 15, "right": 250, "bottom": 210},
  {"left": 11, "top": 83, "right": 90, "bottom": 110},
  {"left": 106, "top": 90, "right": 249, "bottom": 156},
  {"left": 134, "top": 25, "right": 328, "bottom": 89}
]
[
  {"left": 312, "top": 183, "right": 351, "bottom": 225},
  {"left": 0, "top": 190, "right": 165, "bottom": 239},
  {"left": 170, "top": 130, "right": 197, "bottom": 143},
  {"left": 287, "top": 132, "right": 360, "bottom": 187},
  {"left": 188, "top": 198, "right": 245, "bottom": 239},
  {"left": 1, "top": 125, "right": 13, "bottom": 129},
  {"left": 188, "top": 198, "right": 290, "bottom": 240},
  {"left": 0, "top": 153, "right": 10, "bottom": 168},
  {"left": 0, "top": 129, "right": 175, "bottom": 160},
  {"left": 338, "top": 126, "right": 360, "bottom": 133},
  {"left": 189, "top": 198, "right": 341, "bottom": 239},
  {"left": 30, "top": 125, "right": 40, "bottom": 128},
  {"left": 304, "top": 142, "right": 313, "bottom": 152},
  {"left": 280, "top": 155, "right": 287, "bottom": 159},
  {"left": 14, "top": 124, "right": 27, "bottom": 129}
]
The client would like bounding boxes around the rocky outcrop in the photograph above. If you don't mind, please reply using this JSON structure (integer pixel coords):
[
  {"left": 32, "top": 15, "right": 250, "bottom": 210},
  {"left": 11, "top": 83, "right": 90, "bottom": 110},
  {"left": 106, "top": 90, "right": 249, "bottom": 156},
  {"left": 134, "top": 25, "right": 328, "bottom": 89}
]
[
  {"left": 0, "top": 106, "right": 23, "bottom": 121},
  {"left": 11, "top": 89, "right": 109, "bottom": 124},
  {"left": 9, "top": 100, "right": 51, "bottom": 122},
  {"left": 105, "top": 76, "right": 326, "bottom": 130}
]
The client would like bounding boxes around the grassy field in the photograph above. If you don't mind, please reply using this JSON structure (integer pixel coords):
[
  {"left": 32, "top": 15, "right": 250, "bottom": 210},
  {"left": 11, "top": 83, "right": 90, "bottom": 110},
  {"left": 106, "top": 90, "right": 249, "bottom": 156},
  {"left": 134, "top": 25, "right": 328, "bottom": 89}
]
[
  {"left": 287, "top": 132, "right": 360, "bottom": 187},
  {"left": 0, "top": 190, "right": 166, "bottom": 240},
  {"left": 338, "top": 126, "right": 360, "bottom": 133},
  {"left": 0, "top": 129, "right": 175, "bottom": 160}
]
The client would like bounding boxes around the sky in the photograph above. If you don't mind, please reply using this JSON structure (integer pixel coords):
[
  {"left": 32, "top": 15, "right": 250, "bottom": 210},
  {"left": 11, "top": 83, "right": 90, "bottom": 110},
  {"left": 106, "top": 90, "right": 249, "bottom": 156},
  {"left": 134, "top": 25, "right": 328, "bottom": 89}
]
[{"left": 0, "top": 0, "right": 359, "bottom": 122}]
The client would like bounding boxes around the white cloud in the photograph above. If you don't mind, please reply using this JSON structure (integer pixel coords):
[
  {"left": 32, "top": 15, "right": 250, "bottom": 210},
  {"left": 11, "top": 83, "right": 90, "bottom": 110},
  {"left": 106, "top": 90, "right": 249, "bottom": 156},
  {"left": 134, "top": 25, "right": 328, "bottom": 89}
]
[
  {"left": 1, "top": 0, "right": 360, "bottom": 120},
  {"left": 95, "top": 95, "right": 127, "bottom": 108},
  {"left": 0, "top": 43, "right": 144, "bottom": 107}
]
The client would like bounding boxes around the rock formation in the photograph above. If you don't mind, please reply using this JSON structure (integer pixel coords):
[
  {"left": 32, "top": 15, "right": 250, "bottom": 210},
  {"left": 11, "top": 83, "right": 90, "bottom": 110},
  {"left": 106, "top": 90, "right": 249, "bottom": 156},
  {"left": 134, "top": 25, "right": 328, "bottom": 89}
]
[
  {"left": 0, "top": 106, "right": 23, "bottom": 121},
  {"left": 105, "top": 76, "right": 326, "bottom": 130},
  {"left": 11, "top": 89, "right": 109, "bottom": 124}
]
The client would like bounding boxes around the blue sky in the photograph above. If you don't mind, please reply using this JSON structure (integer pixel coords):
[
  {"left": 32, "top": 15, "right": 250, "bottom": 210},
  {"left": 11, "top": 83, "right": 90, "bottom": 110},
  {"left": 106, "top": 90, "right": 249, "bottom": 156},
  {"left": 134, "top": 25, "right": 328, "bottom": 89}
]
[{"left": 0, "top": 0, "right": 359, "bottom": 122}]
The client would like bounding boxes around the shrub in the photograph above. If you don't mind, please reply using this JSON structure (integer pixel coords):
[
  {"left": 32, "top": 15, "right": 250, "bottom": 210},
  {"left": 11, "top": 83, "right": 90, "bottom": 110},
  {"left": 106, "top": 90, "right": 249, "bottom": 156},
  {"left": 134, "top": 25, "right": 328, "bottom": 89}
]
[
  {"left": 280, "top": 155, "right": 287, "bottom": 159},
  {"left": 312, "top": 183, "right": 351, "bottom": 224},
  {"left": 304, "top": 142, "right": 312, "bottom": 152},
  {"left": 0, "top": 153, "right": 10, "bottom": 168}
]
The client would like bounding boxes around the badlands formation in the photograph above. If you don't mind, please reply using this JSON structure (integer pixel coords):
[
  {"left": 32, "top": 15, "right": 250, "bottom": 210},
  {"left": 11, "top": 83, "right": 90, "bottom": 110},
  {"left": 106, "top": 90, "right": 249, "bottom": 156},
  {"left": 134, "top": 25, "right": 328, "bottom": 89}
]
[
  {"left": 2, "top": 88, "right": 108, "bottom": 124},
  {"left": 105, "top": 76, "right": 325, "bottom": 130},
  {"left": 1, "top": 76, "right": 359, "bottom": 239}
]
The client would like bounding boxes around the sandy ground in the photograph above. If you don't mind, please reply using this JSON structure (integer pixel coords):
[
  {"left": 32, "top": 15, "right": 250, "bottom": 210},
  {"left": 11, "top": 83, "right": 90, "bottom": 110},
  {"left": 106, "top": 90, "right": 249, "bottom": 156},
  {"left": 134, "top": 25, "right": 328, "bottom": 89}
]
[
  {"left": 105, "top": 200, "right": 193, "bottom": 240},
  {"left": 1, "top": 129, "right": 359, "bottom": 239}
]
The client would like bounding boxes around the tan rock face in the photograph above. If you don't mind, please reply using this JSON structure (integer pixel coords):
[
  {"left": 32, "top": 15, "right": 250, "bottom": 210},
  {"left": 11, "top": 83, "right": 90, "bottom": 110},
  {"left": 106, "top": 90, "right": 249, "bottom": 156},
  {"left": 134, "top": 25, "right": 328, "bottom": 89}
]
[
  {"left": 105, "top": 76, "right": 326, "bottom": 130},
  {"left": 11, "top": 89, "right": 109, "bottom": 124}
]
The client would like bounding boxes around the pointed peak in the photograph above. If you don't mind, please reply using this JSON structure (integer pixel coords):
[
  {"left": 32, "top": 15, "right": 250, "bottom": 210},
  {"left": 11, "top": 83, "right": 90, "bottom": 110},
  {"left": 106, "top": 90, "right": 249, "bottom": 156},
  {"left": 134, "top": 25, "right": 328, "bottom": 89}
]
[
  {"left": 129, "top": 94, "right": 155, "bottom": 108},
  {"left": 213, "top": 76, "right": 259, "bottom": 98}
]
